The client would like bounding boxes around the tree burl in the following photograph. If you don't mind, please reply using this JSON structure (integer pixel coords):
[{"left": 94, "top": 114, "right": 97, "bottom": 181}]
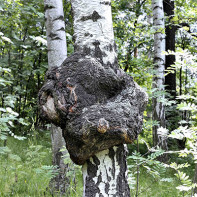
[{"left": 38, "top": 53, "right": 148, "bottom": 165}]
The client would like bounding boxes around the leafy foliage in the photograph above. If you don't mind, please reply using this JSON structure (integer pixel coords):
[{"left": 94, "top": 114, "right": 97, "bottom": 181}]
[{"left": 0, "top": 0, "right": 197, "bottom": 196}]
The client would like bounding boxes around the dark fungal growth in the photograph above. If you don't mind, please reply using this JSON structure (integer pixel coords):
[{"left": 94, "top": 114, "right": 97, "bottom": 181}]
[{"left": 38, "top": 52, "right": 147, "bottom": 165}]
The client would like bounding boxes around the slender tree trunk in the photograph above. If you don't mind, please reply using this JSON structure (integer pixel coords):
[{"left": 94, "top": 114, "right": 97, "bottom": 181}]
[
  {"left": 152, "top": 0, "right": 168, "bottom": 154},
  {"left": 70, "top": 0, "right": 130, "bottom": 196},
  {"left": 44, "top": 0, "right": 68, "bottom": 194},
  {"left": 164, "top": 0, "right": 183, "bottom": 149},
  {"left": 163, "top": 0, "right": 178, "bottom": 135},
  {"left": 163, "top": 0, "right": 176, "bottom": 99}
]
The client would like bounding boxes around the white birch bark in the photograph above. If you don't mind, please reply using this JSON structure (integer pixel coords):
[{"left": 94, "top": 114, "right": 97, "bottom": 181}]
[
  {"left": 82, "top": 145, "right": 130, "bottom": 197},
  {"left": 45, "top": 0, "right": 67, "bottom": 67},
  {"left": 71, "top": 0, "right": 117, "bottom": 66},
  {"left": 152, "top": 0, "right": 168, "bottom": 152},
  {"left": 71, "top": 0, "right": 130, "bottom": 196},
  {"left": 44, "top": 0, "right": 68, "bottom": 193}
]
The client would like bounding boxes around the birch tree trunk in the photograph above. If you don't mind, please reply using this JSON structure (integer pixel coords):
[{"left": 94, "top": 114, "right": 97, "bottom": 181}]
[
  {"left": 152, "top": 0, "right": 168, "bottom": 154},
  {"left": 71, "top": 0, "right": 130, "bottom": 196},
  {"left": 44, "top": 0, "right": 68, "bottom": 194}
]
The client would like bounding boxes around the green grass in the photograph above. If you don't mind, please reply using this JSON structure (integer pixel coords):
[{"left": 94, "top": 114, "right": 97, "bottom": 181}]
[
  {"left": 128, "top": 159, "right": 194, "bottom": 197},
  {"left": 129, "top": 168, "right": 181, "bottom": 197},
  {"left": 0, "top": 133, "right": 194, "bottom": 197},
  {"left": 0, "top": 131, "right": 83, "bottom": 197}
]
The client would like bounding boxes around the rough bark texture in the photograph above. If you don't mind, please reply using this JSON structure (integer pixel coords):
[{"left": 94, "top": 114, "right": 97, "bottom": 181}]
[
  {"left": 50, "top": 125, "right": 69, "bottom": 194},
  {"left": 152, "top": 0, "right": 168, "bottom": 152},
  {"left": 40, "top": 0, "right": 148, "bottom": 196},
  {"left": 44, "top": 0, "right": 68, "bottom": 194},
  {"left": 82, "top": 145, "right": 130, "bottom": 197},
  {"left": 39, "top": 52, "right": 147, "bottom": 165}
]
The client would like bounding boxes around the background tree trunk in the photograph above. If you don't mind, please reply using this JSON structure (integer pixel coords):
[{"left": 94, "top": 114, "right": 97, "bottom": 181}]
[
  {"left": 44, "top": 0, "right": 68, "bottom": 194},
  {"left": 163, "top": 0, "right": 176, "bottom": 99},
  {"left": 70, "top": 0, "right": 130, "bottom": 196},
  {"left": 164, "top": 0, "right": 183, "bottom": 149},
  {"left": 152, "top": 0, "right": 168, "bottom": 154}
]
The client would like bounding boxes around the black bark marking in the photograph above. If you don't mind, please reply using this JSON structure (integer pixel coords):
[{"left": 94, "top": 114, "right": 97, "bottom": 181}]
[
  {"left": 100, "top": 1, "right": 111, "bottom": 6},
  {"left": 104, "top": 165, "right": 111, "bottom": 182},
  {"left": 87, "top": 159, "right": 98, "bottom": 177},
  {"left": 81, "top": 11, "right": 102, "bottom": 22},
  {"left": 57, "top": 27, "right": 65, "bottom": 31},
  {"left": 154, "top": 57, "right": 164, "bottom": 62},
  {"left": 53, "top": 15, "right": 64, "bottom": 21},
  {"left": 93, "top": 40, "right": 103, "bottom": 62},
  {"left": 92, "top": 155, "right": 100, "bottom": 166},
  {"left": 48, "top": 33, "right": 62, "bottom": 41},
  {"left": 51, "top": 37, "right": 62, "bottom": 41},
  {"left": 38, "top": 53, "right": 147, "bottom": 165},
  {"left": 44, "top": 4, "right": 55, "bottom": 11},
  {"left": 84, "top": 33, "right": 93, "bottom": 37},
  {"left": 84, "top": 159, "right": 102, "bottom": 197},
  {"left": 105, "top": 182, "right": 110, "bottom": 193},
  {"left": 84, "top": 176, "right": 100, "bottom": 197},
  {"left": 49, "top": 33, "right": 58, "bottom": 38},
  {"left": 108, "top": 147, "right": 115, "bottom": 178},
  {"left": 104, "top": 44, "right": 113, "bottom": 52},
  {"left": 115, "top": 145, "right": 130, "bottom": 197},
  {"left": 153, "top": 6, "right": 162, "bottom": 10}
]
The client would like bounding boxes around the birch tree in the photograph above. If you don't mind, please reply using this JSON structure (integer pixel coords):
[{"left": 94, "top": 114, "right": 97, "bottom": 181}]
[
  {"left": 152, "top": 0, "right": 168, "bottom": 153},
  {"left": 44, "top": 0, "right": 68, "bottom": 193},
  {"left": 71, "top": 1, "right": 130, "bottom": 195},
  {"left": 39, "top": 0, "right": 147, "bottom": 196}
]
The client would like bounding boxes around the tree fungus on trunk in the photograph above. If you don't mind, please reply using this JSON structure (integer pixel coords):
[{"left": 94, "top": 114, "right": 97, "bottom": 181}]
[
  {"left": 39, "top": 0, "right": 147, "bottom": 195},
  {"left": 39, "top": 52, "right": 147, "bottom": 165}
]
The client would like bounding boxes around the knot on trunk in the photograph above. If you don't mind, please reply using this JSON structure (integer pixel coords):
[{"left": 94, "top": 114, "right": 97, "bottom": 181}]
[{"left": 38, "top": 53, "right": 148, "bottom": 165}]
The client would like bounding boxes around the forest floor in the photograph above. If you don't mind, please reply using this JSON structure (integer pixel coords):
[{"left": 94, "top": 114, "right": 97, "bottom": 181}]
[{"left": 0, "top": 131, "right": 193, "bottom": 197}]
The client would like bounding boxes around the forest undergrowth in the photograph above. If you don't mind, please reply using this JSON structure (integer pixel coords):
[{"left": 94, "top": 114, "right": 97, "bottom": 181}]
[{"left": 0, "top": 132, "right": 193, "bottom": 197}]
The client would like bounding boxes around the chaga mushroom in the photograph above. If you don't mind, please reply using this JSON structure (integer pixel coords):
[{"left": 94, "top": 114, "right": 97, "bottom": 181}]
[{"left": 38, "top": 53, "right": 148, "bottom": 165}]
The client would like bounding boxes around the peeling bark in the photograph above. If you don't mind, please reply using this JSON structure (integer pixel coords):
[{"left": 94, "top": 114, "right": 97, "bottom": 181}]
[{"left": 152, "top": 0, "right": 168, "bottom": 154}]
